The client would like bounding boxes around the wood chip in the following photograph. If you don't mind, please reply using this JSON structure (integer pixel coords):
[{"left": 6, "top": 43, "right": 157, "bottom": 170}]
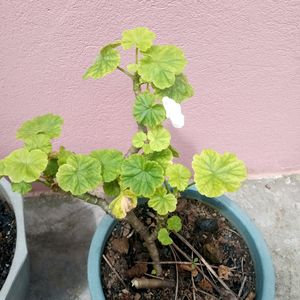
[
  {"left": 127, "top": 263, "right": 148, "bottom": 278},
  {"left": 217, "top": 265, "right": 232, "bottom": 280},
  {"left": 199, "top": 278, "right": 213, "bottom": 293},
  {"left": 245, "top": 291, "right": 256, "bottom": 300},
  {"left": 178, "top": 263, "right": 198, "bottom": 277},
  {"left": 111, "top": 237, "right": 129, "bottom": 255}
]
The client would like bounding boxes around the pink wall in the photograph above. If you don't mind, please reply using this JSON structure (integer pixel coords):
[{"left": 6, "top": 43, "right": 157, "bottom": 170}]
[{"left": 0, "top": 1, "right": 299, "bottom": 177}]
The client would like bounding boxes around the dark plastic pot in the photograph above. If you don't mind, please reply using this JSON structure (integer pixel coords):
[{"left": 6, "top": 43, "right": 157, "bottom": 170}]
[{"left": 88, "top": 185, "right": 275, "bottom": 300}]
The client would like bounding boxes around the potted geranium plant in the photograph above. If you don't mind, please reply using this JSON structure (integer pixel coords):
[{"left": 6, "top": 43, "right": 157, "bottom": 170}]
[{"left": 0, "top": 27, "right": 275, "bottom": 299}]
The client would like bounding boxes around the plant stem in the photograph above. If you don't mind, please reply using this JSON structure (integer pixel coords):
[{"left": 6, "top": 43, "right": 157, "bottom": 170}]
[
  {"left": 126, "top": 211, "right": 163, "bottom": 276},
  {"left": 164, "top": 181, "right": 171, "bottom": 193},
  {"left": 135, "top": 48, "right": 138, "bottom": 64},
  {"left": 187, "top": 182, "right": 195, "bottom": 188},
  {"left": 117, "top": 66, "right": 134, "bottom": 78},
  {"left": 76, "top": 192, "right": 110, "bottom": 212}
]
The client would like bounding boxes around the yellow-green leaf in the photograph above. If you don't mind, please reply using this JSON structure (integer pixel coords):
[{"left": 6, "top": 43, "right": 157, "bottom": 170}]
[
  {"left": 122, "top": 27, "right": 155, "bottom": 51},
  {"left": 103, "top": 180, "right": 121, "bottom": 197},
  {"left": 148, "top": 126, "right": 171, "bottom": 152},
  {"left": 120, "top": 155, "right": 164, "bottom": 197},
  {"left": 12, "top": 182, "right": 32, "bottom": 195},
  {"left": 142, "top": 143, "right": 152, "bottom": 154},
  {"left": 0, "top": 160, "right": 6, "bottom": 177},
  {"left": 148, "top": 187, "right": 177, "bottom": 215},
  {"left": 166, "top": 163, "right": 191, "bottom": 191},
  {"left": 24, "top": 134, "right": 52, "bottom": 153},
  {"left": 138, "top": 45, "right": 187, "bottom": 89},
  {"left": 167, "top": 215, "right": 182, "bottom": 232},
  {"left": 44, "top": 159, "right": 59, "bottom": 177},
  {"left": 192, "top": 149, "right": 247, "bottom": 197},
  {"left": 56, "top": 154, "right": 102, "bottom": 195},
  {"left": 109, "top": 190, "right": 137, "bottom": 219},
  {"left": 17, "top": 114, "right": 63, "bottom": 141},
  {"left": 133, "top": 92, "right": 166, "bottom": 128},
  {"left": 146, "top": 148, "right": 173, "bottom": 170},
  {"left": 132, "top": 131, "right": 147, "bottom": 148},
  {"left": 83, "top": 45, "right": 120, "bottom": 79},
  {"left": 57, "top": 147, "right": 74, "bottom": 166},
  {"left": 4, "top": 148, "right": 48, "bottom": 183},
  {"left": 127, "top": 63, "right": 138, "bottom": 73},
  {"left": 155, "top": 74, "right": 194, "bottom": 103},
  {"left": 90, "top": 149, "right": 124, "bottom": 182},
  {"left": 158, "top": 228, "right": 173, "bottom": 245}
]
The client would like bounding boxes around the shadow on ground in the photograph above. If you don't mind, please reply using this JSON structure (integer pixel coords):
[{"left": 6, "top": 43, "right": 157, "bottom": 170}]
[{"left": 24, "top": 193, "right": 104, "bottom": 300}]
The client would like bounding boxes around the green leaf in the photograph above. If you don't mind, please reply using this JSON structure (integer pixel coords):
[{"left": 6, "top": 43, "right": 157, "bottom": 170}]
[
  {"left": 133, "top": 92, "right": 166, "bottom": 128},
  {"left": 158, "top": 228, "right": 173, "bottom": 245},
  {"left": 142, "top": 143, "right": 152, "bottom": 154},
  {"left": 138, "top": 45, "right": 187, "bottom": 89},
  {"left": 120, "top": 155, "right": 164, "bottom": 197},
  {"left": 4, "top": 148, "right": 48, "bottom": 183},
  {"left": 146, "top": 148, "right": 173, "bottom": 170},
  {"left": 148, "top": 126, "right": 171, "bottom": 152},
  {"left": 90, "top": 149, "right": 124, "bottom": 182},
  {"left": 132, "top": 131, "right": 147, "bottom": 148},
  {"left": 17, "top": 114, "right": 63, "bottom": 141},
  {"left": 192, "top": 149, "right": 247, "bottom": 198},
  {"left": 148, "top": 187, "right": 177, "bottom": 215},
  {"left": 56, "top": 154, "right": 102, "bottom": 195},
  {"left": 109, "top": 190, "right": 137, "bottom": 219},
  {"left": 12, "top": 182, "right": 32, "bottom": 195},
  {"left": 166, "top": 163, "right": 191, "bottom": 191},
  {"left": 127, "top": 63, "right": 138, "bottom": 73},
  {"left": 83, "top": 45, "right": 120, "bottom": 79},
  {"left": 24, "top": 134, "right": 52, "bottom": 153},
  {"left": 44, "top": 159, "right": 59, "bottom": 177},
  {"left": 169, "top": 145, "right": 180, "bottom": 158},
  {"left": 57, "top": 147, "right": 74, "bottom": 166},
  {"left": 122, "top": 27, "right": 155, "bottom": 51},
  {"left": 0, "top": 160, "right": 6, "bottom": 177},
  {"left": 154, "top": 74, "right": 194, "bottom": 103},
  {"left": 167, "top": 215, "right": 182, "bottom": 232},
  {"left": 103, "top": 180, "right": 121, "bottom": 197}
]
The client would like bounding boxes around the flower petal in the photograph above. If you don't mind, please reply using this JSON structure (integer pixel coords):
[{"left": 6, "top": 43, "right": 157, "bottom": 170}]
[{"left": 162, "top": 97, "right": 185, "bottom": 128}]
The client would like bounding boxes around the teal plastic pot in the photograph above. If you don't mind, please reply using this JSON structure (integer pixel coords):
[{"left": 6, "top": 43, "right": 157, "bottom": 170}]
[{"left": 88, "top": 186, "right": 275, "bottom": 300}]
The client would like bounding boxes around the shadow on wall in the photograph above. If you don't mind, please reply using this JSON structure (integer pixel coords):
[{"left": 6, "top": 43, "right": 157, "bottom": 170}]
[{"left": 24, "top": 193, "right": 104, "bottom": 300}]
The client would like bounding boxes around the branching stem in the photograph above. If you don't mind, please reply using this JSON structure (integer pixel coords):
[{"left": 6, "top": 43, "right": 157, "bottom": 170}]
[
  {"left": 117, "top": 66, "right": 134, "bottom": 78},
  {"left": 126, "top": 211, "right": 163, "bottom": 276}
]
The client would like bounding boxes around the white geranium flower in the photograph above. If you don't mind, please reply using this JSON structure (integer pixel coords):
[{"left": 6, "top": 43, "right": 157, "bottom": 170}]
[{"left": 162, "top": 96, "right": 185, "bottom": 128}]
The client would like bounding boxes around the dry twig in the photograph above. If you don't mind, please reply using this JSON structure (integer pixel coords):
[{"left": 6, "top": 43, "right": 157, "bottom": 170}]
[
  {"left": 131, "top": 277, "right": 175, "bottom": 289},
  {"left": 191, "top": 253, "right": 196, "bottom": 300},
  {"left": 172, "top": 242, "right": 220, "bottom": 294},
  {"left": 170, "top": 245, "right": 179, "bottom": 300},
  {"left": 174, "top": 232, "right": 236, "bottom": 296},
  {"left": 238, "top": 276, "right": 247, "bottom": 297},
  {"left": 102, "top": 254, "right": 127, "bottom": 289},
  {"left": 135, "top": 260, "right": 202, "bottom": 266}
]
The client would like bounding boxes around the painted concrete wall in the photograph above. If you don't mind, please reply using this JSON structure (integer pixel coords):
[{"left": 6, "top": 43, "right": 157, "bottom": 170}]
[{"left": 0, "top": 1, "right": 299, "bottom": 177}]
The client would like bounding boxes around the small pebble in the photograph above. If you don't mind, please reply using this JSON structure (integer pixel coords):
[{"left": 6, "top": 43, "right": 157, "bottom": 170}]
[{"left": 196, "top": 218, "right": 219, "bottom": 233}]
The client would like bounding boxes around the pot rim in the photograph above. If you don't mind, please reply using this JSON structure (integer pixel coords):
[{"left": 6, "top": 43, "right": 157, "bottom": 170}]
[
  {"left": 88, "top": 185, "right": 275, "bottom": 300},
  {"left": 0, "top": 178, "right": 29, "bottom": 298}
]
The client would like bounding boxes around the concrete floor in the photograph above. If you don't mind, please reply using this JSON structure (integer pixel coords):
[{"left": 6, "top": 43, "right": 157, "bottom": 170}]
[{"left": 24, "top": 175, "right": 300, "bottom": 300}]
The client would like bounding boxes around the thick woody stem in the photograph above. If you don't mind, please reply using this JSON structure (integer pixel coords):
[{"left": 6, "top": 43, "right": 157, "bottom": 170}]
[
  {"left": 126, "top": 211, "right": 163, "bottom": 276},
  {"left": 76, "top": 192, "right": 110, "bottom": 212}
]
